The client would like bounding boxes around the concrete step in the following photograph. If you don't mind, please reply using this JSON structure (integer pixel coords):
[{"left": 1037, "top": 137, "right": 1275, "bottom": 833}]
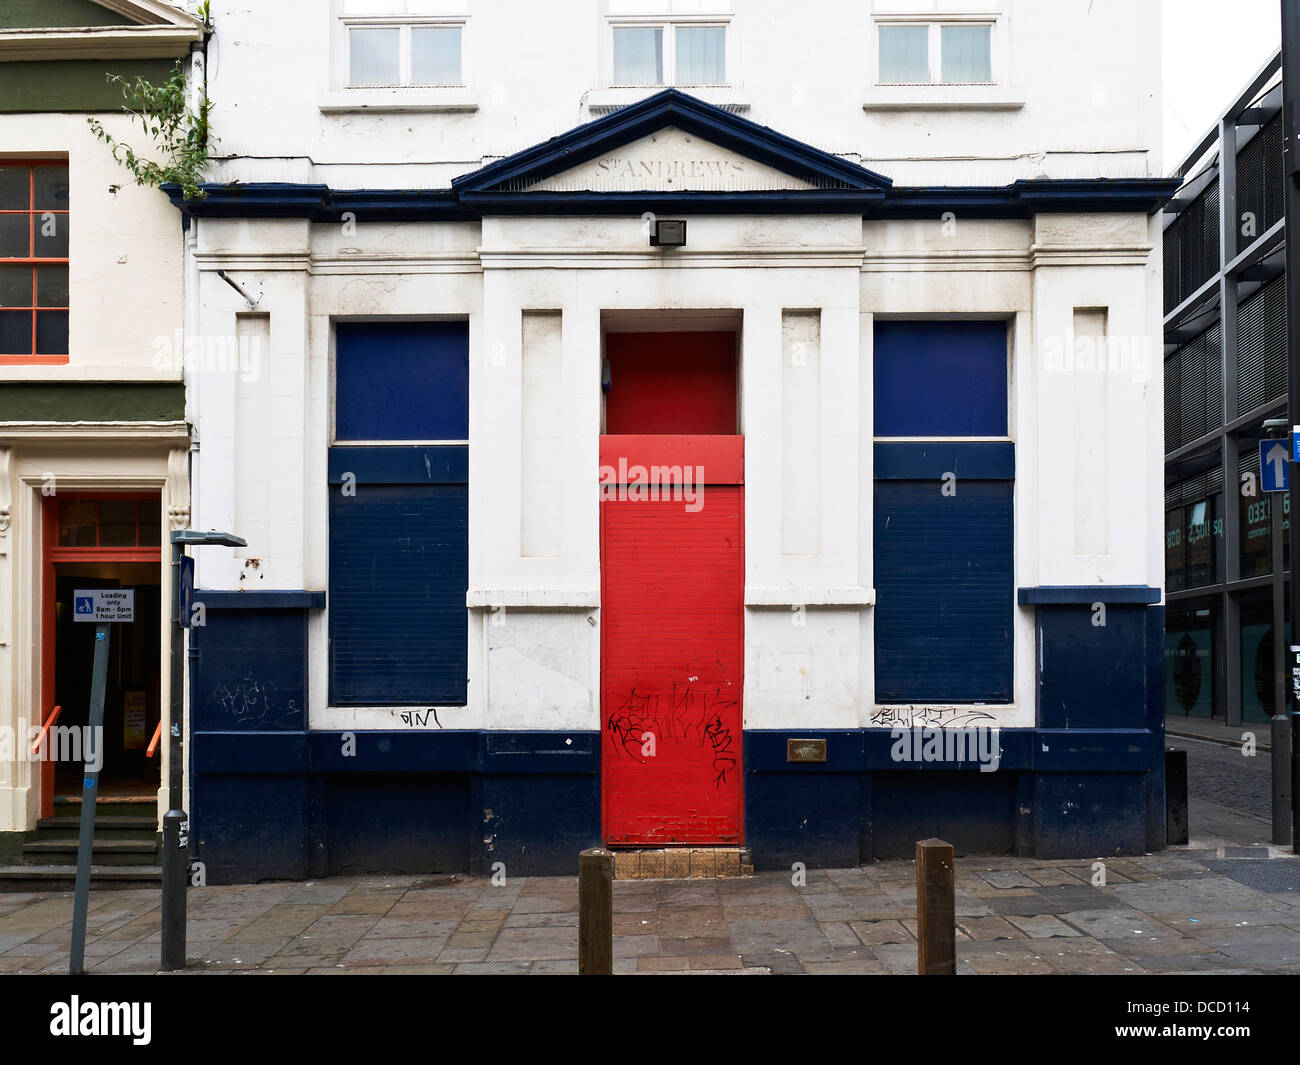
[
  {"left": 21, "top": 839, "right": 157, "bottom": 866},
  {"left": 35, "top": 816, "right": 157, "bottom": 842},
  {"left": 0, "top": 865, "right": 162, "bottom": 892},
  {"left": 613, "top": 847, "right": 754, "bottom": 880},
  {"left": 52, "top": 795, "right": 156, "bottom": 819}
]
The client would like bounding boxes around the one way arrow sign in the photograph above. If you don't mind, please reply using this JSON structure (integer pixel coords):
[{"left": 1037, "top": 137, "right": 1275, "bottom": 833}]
[{"left": 1261, "top": 439, "right": 1291, "bottom": 492}]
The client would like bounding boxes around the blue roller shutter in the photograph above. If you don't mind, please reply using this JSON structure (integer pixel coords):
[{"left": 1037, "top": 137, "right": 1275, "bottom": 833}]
[
  {"left": 329, "top": 321, "right": 469, "bottom": 705},
  {"left": 873, "top": 319, "right": 1014, "bottom": 703},
  {"left": 874, "top": 476, "right": 1013, "bottom": 702}
]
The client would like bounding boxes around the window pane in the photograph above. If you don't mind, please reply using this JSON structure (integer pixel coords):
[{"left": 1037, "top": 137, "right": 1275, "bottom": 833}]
[
  {"left": 613, "top": 26, "right": 663, "bottom": 85},
  {"left": 32, "top": 167, "right": 69, "bottom": 211},
  {"left": 0, "top": 168, "right": 28, "bottom": 210},
  {"left": 941, "top": 24, "right": 991, "bottom": 83},
  {"left": 33, "top": 214, "right": 67, "bottom": 258},
  {"left": 36, "top": 265, "right": 67, "bottom": 307},
  {"left": 99, "top": 500, "right": 138, "bottom": 546},
  {"left": 0, "top": 264, "right": 31, "bottom": 307},
  {"left": 879, "top": 24, "right": 929, "bottom": 83},
  {"left": 0, "top": 310, "right": 31, "bottom": 354},
  {"left": 139, "top": 499, "right": 162, "bottom": 546},
  {"left": 349, "top": 27, "right": 401, "bottom": 86},
  {"left": 35, "top": 310, "right": 67, "bottom": 355},
  {"left": 676, "top": 25, "right": 725, "bottom": 84},
  {"left": 59, "top": 501, "right": 98, "bottom": 547},
  {"left": 411, "top": 26, "right": 461, "bottom": 85},
  {"left": 0, "top": 214, "right": 29, "bottom": 258}
]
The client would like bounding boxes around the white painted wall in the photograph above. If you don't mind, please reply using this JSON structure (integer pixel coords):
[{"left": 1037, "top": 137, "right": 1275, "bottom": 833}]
[
  {"left": 188, "top": 0, "right": 1166, "bottom": 737},
  {"left": 201, "top": 0, "right": 1161, "bottom": 187}
]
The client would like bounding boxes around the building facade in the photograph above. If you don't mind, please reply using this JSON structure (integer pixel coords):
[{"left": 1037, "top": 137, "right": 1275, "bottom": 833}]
[
  {"left": 0, "top": 0, "right": 203, "bottom": 876},
  {"left": 3, "top": 0, "right": 1176, "bottom": 882},
  {"left": 1163, "top": 53, "right": 1289, "bottom": 730}
]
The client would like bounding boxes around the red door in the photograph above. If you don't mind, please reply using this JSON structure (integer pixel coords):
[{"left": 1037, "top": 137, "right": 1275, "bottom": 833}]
[{"left": 600, "top": 435, "right": 744, "bottom": 845}]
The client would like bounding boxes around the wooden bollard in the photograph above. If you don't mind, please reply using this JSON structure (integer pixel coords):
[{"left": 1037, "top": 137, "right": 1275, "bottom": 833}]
[
  {"left": 579, "top": 847, "right": 613, "bottom": 975},
  {"left": 916, "top": 838, "right": 956, "bottom": 975}
]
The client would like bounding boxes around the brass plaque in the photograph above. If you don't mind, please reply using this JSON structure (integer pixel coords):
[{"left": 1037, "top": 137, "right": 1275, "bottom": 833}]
[{"left": 787, "top": 738, "right": 827, "bottom": 763}]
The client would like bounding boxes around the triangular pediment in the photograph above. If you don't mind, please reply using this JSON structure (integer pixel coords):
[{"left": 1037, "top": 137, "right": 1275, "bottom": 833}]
[{"left": 455, "top": 89, "right": 890, "bottom": 205}]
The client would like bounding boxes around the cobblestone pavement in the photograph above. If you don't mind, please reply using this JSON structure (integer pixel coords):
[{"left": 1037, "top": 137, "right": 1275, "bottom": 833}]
[
  {"left": 1167, "top": 732, "right": 1274, "bottom": 824},
  {"left": 3, "top": 843, "right": 1300, "bottom": 974}
]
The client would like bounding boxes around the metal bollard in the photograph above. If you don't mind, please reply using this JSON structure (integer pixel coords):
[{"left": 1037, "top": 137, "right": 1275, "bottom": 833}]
[
  {"left": 1166, "top": 747, "right": 1189, "bottom": 845},
  {"left": 1272, "top": 714, "right": 1293, "bottom": 845}
]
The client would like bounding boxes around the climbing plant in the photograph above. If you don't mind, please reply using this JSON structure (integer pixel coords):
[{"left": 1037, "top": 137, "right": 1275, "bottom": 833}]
[{"left": 87, "top": 46, "right": 213, "bottom": 202}]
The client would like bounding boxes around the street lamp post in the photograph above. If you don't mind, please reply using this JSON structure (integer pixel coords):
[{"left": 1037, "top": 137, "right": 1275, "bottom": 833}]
[{"left": 162, "top": 529, "right": 245, "bottom": 972}]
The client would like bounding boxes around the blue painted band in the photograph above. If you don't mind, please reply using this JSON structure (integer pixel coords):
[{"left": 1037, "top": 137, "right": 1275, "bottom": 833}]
[
  {"left": 195, "top": 727, "right": 1161, "bottom": 776},
  {"left": 744, "top": 728, "right": 1162, "bottom": 773},
  {"left": 327, "top": 444, "right": 469, "bottom": 485},
  {"left": 873, "top": 441, "right": 1015, "bottom": 480},
  {"left": 1018, "top": 585, "right": 1162, "bottom": 605},
  {"left": 168, "top": 179, "right": 1180, "bottom": 220},
  {"left": 192, "top": 590, "right": 325, "bottom": 610},
  {"left": 196, "top": 729, "right": 601, "bottom": 775}
]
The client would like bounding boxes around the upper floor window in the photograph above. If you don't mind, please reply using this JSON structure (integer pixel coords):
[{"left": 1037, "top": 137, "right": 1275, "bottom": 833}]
[
  {"left": 0, "top": 161, "right": 68, "bottom": 365},
  {"left": 873, "top": 1, "right": 999, "bottom": 86},
  {"left": 878, "top": 21, "right": 991, "bottom": 83},
  {"left": 341, "top": 1, "right": 464, "bottom": 88},
  {"left": 610, "top": 18, "right": 729, "bottom": 87}
]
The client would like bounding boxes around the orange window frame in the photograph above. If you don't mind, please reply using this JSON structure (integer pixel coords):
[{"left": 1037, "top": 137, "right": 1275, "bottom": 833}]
[{"left": 0, "top": 160, "right": 69, "bottom": 366}]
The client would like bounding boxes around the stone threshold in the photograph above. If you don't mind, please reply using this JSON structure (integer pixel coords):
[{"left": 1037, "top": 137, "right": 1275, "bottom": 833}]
[{"left": 613, "top": 847, "right": 754, "bottom": 880}]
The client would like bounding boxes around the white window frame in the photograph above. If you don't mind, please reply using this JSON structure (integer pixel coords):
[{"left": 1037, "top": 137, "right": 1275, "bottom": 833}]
[
  {"left": 873, "top": 10, "right": 1002, "bottom": 87},
  {"left": 340, "top": 14, "right": 468, "bottom": 89},
  {"left": 605, "top": 14, "right": 735, "bottom": 89}
]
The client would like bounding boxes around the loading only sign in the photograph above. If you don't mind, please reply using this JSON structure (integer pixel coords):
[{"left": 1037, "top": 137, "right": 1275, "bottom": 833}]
[{"left": 73, "top": 589, "right": 134, "bottom": 623}]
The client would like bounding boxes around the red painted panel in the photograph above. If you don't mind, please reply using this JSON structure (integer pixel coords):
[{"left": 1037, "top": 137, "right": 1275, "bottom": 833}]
[
  {"left": 601, "top": 484, "right": 744, "bottom": 845},
  {"left": 604, "top": 332, "right": 737, "bottom": 435},
  {"left": 600, "top": 435, "right": 744, "bottom": 484}
]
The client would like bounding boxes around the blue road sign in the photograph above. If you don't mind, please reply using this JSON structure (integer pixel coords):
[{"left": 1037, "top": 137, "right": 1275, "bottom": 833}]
[
  {"left": 1292, "top": 428, "right": 1300, "bottom": 462},
  {"left": 179, "top": 555, "right": 195, "bottom": 628},
  {"left": 1261, "top": 439, "right": 1291, "bottom": 492},
  {"left": 74, "top": 596, "right": 94, "bottom": 616}
]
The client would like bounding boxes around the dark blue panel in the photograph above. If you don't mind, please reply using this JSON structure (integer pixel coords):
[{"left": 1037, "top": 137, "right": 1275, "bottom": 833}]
[
  {"left": 193, "top": 775, "right": 307, "bottom": 884},
  {"left": 1033, "top": 773, "right": 1148, "bottom": 857},
  {"left": 335, "top": 321, "right": 468, "bottom": 442},
  {"left": 309, "top": 730, "right": 479, "bottom": 772},
  {"left": 744, "top": 772, "right": 861, "bottom": 869},
  {"left": 874, "top": 320, "right": 1008, "bottom": 437},
  {"left": 193, "top": 731, "right": 308, "bottom": 773},
  {"left": 327, "top": 445, "right": 468, "bottom": 485},
  {"left": 195, "top": 590, "right": 325, "bottom": 610},
  {"left": 874, "top": 441, "right": 1015, "bottom": 480},
  {"left": 329, "top": 483, "right": 468, "bottom": 704},
  {"left": 874, "top": 479, "right": 1013, "bottom": 702},
  {"left": 742, "top": 730, "right": 865, "bottom": 772},
  {"left": 1018, "top": 585, "right": 1161, "bottom": 605},
  {"left": 191, "top": 611, "right": 307, "bottom": 731},
  {"left": 323, "top": 774, "right": 470, "bottom": 876},
  {"left": 481, "top": 774, "right": 601, "bottom": 875},
  {"left": 868, "top": 771, "right": 1017, "bottom": 858},
  {"left": 1037, "top": 604, "right": 1148, "bottom": 729}
]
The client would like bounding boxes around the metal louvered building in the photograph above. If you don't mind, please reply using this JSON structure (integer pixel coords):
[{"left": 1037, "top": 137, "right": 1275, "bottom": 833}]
[{"left": 1164, "top": 51, "right": 1292, "bottom": 727}]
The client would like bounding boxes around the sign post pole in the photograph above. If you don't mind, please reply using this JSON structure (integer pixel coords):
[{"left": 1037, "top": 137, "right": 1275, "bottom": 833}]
[
  {"left": 161, "top": 530, "right": 244, "bottom": 972},
  {"left": 68, "top": 621, "right": 112, "bottom": 975}
]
